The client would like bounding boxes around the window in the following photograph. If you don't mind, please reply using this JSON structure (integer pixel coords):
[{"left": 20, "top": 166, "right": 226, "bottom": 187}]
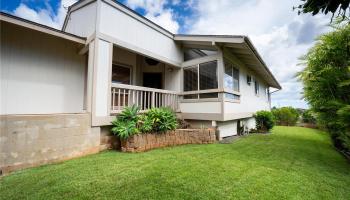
[
  {"left": 112, "top": 64, "right": 131, "bottom": 84},
  {"left": 247, "top": 75, "right": 252, "bottom": 85},
  {"left": 224, "top": 62, "right": 239, "bottom": 92},
  {"left": 254, "top": 79, "right": 259, "bottom": 95},
  {"left": 199, "top": 61, "right": 218, "bottom": 90},
  {"left": 184, "top": 66, "right": 198, "bottom": 91},
  {"left": 225, "top": 93, "right": 240, "bottom": 100},
  {"left": 183, "top": 61, "right": 218, "bottom": 99}
]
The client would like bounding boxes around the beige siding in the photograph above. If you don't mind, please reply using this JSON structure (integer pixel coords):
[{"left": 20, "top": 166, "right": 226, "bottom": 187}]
[
  {"left": 99, "top": 1, "right": 183, "bottom": 66},
  {"left": 0, "top": 22, "right": 86, "bottom": 115},
  {"left": 223, "top": 55, "right": 270, "bottom": 115},
  {"left": 64, "top": 1, "right": 97, "bottom": 37}
]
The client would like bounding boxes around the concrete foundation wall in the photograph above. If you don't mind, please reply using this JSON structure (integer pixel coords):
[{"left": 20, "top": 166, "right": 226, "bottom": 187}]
[
  {"left": 0, "top": 114, "right": 100, "bottom": 174},
  {"left": 187, "top": 117, "right": 256, "bottom": 139}
]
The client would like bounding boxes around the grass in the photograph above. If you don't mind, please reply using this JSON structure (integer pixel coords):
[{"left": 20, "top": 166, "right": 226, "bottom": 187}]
[{"left": 1, "top": 126, "right": 349, "bottom": 200}]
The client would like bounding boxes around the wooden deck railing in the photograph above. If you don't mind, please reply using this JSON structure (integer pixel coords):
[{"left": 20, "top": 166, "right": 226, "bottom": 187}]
[{"left": 111, "top": 83, "right": 179, "bottom": 114}]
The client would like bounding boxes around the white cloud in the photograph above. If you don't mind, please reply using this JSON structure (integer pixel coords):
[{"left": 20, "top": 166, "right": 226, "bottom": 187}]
[
  {"left": 145, "top": 10, "right": 179, "bottom": 33},
  {"left": 187, "top": 0, "right": 331, "bottom": 108},
  {"left": 12, "top": 0, "right": 77, "bottom": 29},
  {"left": 125, "top": 0, "right": 179, "bottom": 33}
]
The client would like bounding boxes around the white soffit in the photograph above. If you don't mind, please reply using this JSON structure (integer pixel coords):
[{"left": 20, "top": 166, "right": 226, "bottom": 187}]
[{"left": 174, "top": 34, "right": 281, "bottom": 89}]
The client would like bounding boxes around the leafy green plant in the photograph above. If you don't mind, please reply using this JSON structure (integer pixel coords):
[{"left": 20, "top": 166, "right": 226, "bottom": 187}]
[
  {"left": 111, "top": 105, "right": 140, "bottom": 139},
  {"left": 146, "top": 107, "right": 177, "bottom": 132},
  {"left": 298, "top": 23, "right": 350, "bottom": 154},
  {"left": 138, "top": 114, "right": 153, "bottom": 133},
  {"left": 111, "top": 120, "right": 139, "bottom": 140},
  {"left": 302, "top": 109, "right": 317, "bottom": 124},
  {"left": 254, "top": 111, "right": 275, "bottom": 132},
  {"left": 111, "top": 106, "right": 178, "bottom": 139},
  {"left": 117, "top": 105, "right": 140, "bottom": 122},
  {"left": 272, "top": 107, "right": 300, "bottom": 126}
]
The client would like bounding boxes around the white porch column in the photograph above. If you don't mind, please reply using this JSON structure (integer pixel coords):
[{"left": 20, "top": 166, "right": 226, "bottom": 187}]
[{"left": 91, "top": 38, "right": 113, "bottom": 126}]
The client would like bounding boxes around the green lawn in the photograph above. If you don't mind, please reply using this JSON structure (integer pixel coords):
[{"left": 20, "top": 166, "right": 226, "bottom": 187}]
[{"left": 1, "top": 126, "right": 349, "bottom": 200}]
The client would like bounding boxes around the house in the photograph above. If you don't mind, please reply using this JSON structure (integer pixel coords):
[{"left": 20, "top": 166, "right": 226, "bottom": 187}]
[{"left": 0, "top": 0, "right": 281, "bottom": 172}]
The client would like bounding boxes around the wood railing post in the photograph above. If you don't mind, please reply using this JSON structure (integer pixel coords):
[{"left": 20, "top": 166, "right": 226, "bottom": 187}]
[
  {"left": 151, "top": 91, "right": 155, "bottom": 108},
  {"left": 110, "top": 83, "right": 179, "bottom": 114}
]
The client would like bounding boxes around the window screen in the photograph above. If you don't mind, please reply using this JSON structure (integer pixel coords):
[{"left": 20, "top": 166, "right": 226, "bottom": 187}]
[
  {"left": 224, "top": 63, "right": 233, "bottom": 90},
  {"left": 200, "top": 93, "right": 218, "bottom": 98},
  {"left": 184, "top": 67, "right": 198, "bottom": 91},
  {"left": 112, "top": 64, "right": 131, "bottom": 84},
  {"left": 224, "top": 62, "right": 239, "bottom": 92},
  {"left": 255, "top": 80, "right": 260, "bottom": 95},
  {"left": 199, "top": 61, "right": 218, "bottom": 90},
  {"left": 232, "top": 68, "right": 239, "bottom": 91},
  {"left": 225, "top": 93, "right": 240, "bottom": 100}
]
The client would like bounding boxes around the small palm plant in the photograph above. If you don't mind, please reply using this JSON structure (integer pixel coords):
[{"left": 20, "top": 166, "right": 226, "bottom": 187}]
[
  {"left": 117, "top": 105, "right": 140, "bottom": 122},
  {"left": 111, "top": 106, "right": 178, "bottom": 139},
  {"left": 111, "top": 105, "right": 140, "bottom": 139},
  {"left": 111, "top": 120, "right": 139, "bottom": 140},
  {"left": 146, "top": 107, "right": 177, "bottom": 132}
]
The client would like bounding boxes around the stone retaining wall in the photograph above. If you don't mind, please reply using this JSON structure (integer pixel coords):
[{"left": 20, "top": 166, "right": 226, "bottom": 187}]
[
  {"left": 121, "top": 129, "right": 216, "bottom": 152},
  {"left": 0, "top": 114, "right": 100, "bottom": 174}
]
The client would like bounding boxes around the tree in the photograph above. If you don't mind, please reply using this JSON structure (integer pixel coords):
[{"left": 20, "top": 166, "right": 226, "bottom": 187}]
[
  {"left": 302, "top": 109, "right": 317, "bottom": 124},
  {"left": 298, "top": 23, "right": 350, "bottom": 154},
  {"left": 295, "top": 0, "right": 350, "bottom": 21},
  {"left": 272, "top": 107, "right": 300, "bottom": 126}
]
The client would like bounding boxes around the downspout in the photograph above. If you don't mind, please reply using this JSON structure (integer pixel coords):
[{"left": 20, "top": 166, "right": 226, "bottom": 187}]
[{"left": 269, "top": 88, "right": 281, "bottom": 109}]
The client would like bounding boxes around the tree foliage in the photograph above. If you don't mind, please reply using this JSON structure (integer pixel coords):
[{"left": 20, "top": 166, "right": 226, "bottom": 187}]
[
  {"left": 298, "top": 24, "right": 350, "bottom": 154},
  {"left": 301, "top": 109, "right": 317, "bottom": 124},
  {"left": 272, "top": 107, "right": 300, "bottom": 126},
  {"left": 254, "top": 111, "right": 275, "bottom": 132},
  {"left": 295, "top": 0, "right": 350, "bottom": 21}
]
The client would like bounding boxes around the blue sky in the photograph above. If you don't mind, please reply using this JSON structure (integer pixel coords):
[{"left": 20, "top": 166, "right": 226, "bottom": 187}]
[{"left": 0, "top": 0, "right": 331, "bottom": 108}]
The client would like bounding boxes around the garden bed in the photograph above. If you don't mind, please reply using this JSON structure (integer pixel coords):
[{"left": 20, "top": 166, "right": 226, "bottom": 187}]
[{"left": 121, "top": 129, "right": 216, "bottom": 152}]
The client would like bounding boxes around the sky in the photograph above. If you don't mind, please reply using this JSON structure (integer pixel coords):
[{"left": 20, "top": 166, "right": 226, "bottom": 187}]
[{"left": 0, "top": 0, "right": 332, "bottom": 109}]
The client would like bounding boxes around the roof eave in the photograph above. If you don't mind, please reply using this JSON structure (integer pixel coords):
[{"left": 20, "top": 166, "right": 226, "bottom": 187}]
[
  {"left": 243, "top": 37, "right": 282, "bottom": 89},
  {"left": 0, "top": 12, "right": 86, "bottom": 44}
]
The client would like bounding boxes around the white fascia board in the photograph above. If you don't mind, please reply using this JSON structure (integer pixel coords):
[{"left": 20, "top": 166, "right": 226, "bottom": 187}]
[
  {"left": 174, "top": 35, "right": 245, "bottom": 44},
  {"left": 1, "top": 13, "right": 85, "bottom": 44}
]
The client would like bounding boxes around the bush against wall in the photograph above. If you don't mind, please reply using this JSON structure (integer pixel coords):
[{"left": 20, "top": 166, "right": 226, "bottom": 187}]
[
  {"left": 272, "top": 107, "right": 300, "bottom": 126},
  {"left": 111, "top": 106, "right": 178, "bottom": 139},
  {"left": 254, "top": 111, "right": 275, "bottom": 132},
  {"left": 298, "top": 23, "right": 350, "bottom": 155},
  {"left": 302, "top": 109, "right": 317, "bottom": 124}
]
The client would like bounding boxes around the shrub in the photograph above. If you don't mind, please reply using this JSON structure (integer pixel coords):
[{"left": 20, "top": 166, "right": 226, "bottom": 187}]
[
  {"left": 117, "top": 105, "right": 140, "bottom": 122},
  {"left": 254, "top": 111, "right": 275, "bottom": 132},
  {"left": 111, "top": 105, "right": 141, "bottom": 139},
  {"left": 302, "top": 109, "right": 317, "bottom": 124},
  {"left": 111, "top": 106, "right": 178, "bottom": 139},
  {"left": 272, "top": 107, "right": 299, "bottom": 126},
  {"left": 111, "top": 120, "right": 139, "bottom": 140},
  {"left": 138, "top": 114, "right": 153, "bottom": 133},
  {"left": 298, "top": 24, "right": 350, "bottom": 154},
  {"left": 146, "top": 107, "right": 177, "bottom": 132}
]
